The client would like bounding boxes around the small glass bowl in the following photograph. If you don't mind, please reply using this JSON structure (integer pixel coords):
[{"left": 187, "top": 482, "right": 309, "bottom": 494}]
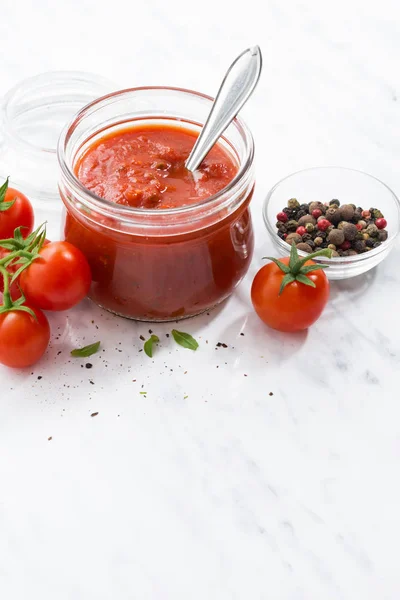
[{"left": 263, "top": 167, "right": 400, "bottom": 280}]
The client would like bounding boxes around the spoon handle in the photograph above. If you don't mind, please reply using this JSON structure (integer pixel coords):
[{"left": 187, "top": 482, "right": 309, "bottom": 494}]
[{"left": 185, "top": 46, "right": 262, "bottom": 172}]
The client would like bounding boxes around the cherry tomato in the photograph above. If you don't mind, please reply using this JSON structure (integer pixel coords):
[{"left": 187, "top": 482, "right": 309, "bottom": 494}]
[
  {"left": 0, "top": 306, "right": 50, "bottom": 368},
  {"left": 251, "top": 257, "right": 330, "bottom": 332},
  {"left": 0, "top": 186, "right": 34, "bottom": 239},
  {"left": 20, "top": 241, "right": 91, "bottom": 311}
]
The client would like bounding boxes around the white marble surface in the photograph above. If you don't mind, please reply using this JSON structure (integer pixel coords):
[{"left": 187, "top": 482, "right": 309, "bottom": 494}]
[{"left": 1, "top": 1, "right": 400, "bottom": 598}]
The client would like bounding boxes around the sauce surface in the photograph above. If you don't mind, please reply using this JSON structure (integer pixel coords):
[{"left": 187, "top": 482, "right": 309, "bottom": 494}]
[{"left": 76, "top": 124, "right": 238, "bottom": 209}]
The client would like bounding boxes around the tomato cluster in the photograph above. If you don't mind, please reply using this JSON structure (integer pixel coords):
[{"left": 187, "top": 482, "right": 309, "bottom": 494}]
[{"left": 0, "top": 179, "right": 91, "bottom": 368}]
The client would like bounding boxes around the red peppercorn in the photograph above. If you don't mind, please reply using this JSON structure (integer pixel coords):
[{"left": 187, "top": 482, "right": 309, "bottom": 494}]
[
  {"left": 283, "top": 233, "right": 287, "bottom": 239},
  {"left": 340, "top": 241, "right": 351, "bottom": 250},
  {"left": 362, "top": 210, "right": 371, "bottom": 219},
  {"left": 356, "top": 223, "right": 363, "bottom": 231},
  {"left": 277, "top": 212, "right": 288, "bottom": 223},
  {"left": 296, "top": 226, "right": 307, "bottom": 236},
  {"left": 317, "top": 219, "right": 330, "bottom": 232},
  {"left": 375, "top": 218, "right": 387, "bottom": 229},
  {"left": 311, "top": 209, "right": 322, "bottom": 219}
]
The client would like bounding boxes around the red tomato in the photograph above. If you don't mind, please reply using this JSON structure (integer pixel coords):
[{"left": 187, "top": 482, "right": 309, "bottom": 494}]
[
  {"left": 0, "top": 186, "right": 34, "bottom": 239},
  {"left": 20, "top": 241, "right": 91, "bottom": 311},
  {"left": 0, "top": 306, "right": 50, "bottom": 368},
  {"left": 251, "top": 257, "right": 330, "bottom": 332}
]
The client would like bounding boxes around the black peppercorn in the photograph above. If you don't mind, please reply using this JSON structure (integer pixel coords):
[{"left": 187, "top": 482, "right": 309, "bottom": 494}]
[
  {"left": 353, "top": 239, "right": 366, "bottom": 252},
  {"left": 276, "top": 222, "right": 287, "bottom": 231},
  {"left": 366, "top": 238, "right": 374, "bottom": 247},
  {"left": 378, "top": 230, "right": 388, "bottom": 242},
  {"left": 329, "top": 199, "right": 340, "bottom": 207},
  {"left": 372, "top": 241, "right": 382, "bottom": 248}
]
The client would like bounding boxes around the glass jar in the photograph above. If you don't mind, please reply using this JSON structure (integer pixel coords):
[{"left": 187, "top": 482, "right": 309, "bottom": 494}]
[
  {"left": 58, "top": 87, "right": 255, "bottom": 321},
  {"left": 0, "top": 71, "right": 115, "bottom": 239}
]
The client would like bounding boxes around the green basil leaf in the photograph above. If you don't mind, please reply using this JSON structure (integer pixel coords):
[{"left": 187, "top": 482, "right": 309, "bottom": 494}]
[
  {"left": 70, "top": 341, "right": 101, "bottom": 357},
  {"left": 171, "top": 329, "right": 199, "bottom": 351},
  {"left": 144, "top": 334, "right": 159, "bottom": 358}
]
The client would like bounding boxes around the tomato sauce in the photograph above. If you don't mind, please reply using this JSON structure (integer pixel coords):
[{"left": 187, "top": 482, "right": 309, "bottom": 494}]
[
  {"left": 76, "top": 125, "right": 237, "bottom": 209},
  {"left": 64, "top": 123, "right": 254, "bottom": 321}
]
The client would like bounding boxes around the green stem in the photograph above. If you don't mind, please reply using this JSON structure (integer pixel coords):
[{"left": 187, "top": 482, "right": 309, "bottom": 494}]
[
  {"left": 293, "top": 248, "right": 333, "bottom": 274},
  {"left": 0, "top": 249, "right": 20, "bottom": 267},
  {"left": 0, "top": 265, "right": 12, "bottom": 309}
]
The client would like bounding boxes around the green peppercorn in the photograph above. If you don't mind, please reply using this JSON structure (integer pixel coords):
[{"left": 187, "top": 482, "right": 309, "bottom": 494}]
[
  {"left": 327, "top": 228, "right": 345, "bottom": 246},
  {"left": 327, "top": 243, "right": 336, "bottom": 251},
  {"left": 314, "top": 236, "right": 323, "bottom": 246},
  {"left": 372, "top": 209, "right": 384, "bottom": 219},
  {"left": 362, "top": 233, "right": 369, "bottom": 240},
  {"left": 287, "top": 198, "right": 300, "bottom": 209},
  {"left": 357, "top": 220, "right": 367, "bottom": 229},
  {"left": 305, "top": 222, "right": 315, "bottom": 233},
  {"left": 286, "top": 219, "right": 298, "bottom": 231},
  {"left": 365, "top": 224, "right": 379, "bottom": 237}
]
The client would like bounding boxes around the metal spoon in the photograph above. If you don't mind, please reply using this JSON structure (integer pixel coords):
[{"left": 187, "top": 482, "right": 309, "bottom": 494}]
[{"left": 185, "top": 46, "right": 262, "bottom": 172}]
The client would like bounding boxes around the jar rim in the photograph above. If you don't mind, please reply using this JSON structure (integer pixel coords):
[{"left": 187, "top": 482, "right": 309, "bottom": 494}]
[{"left": 58, "top": 85, "right": 254, "bottom": 217}]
